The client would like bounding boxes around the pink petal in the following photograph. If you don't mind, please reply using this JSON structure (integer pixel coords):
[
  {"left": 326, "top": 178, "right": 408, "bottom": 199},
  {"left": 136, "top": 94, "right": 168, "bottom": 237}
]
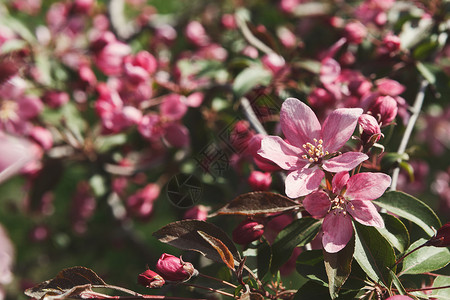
[
  {"left": 258, "top": 136, "right": 306, "bottom": 171},
  {"left": 348, "top": 200, "right": 384, "bottom": 228},
  {"left": 321, "top": 107, "right": 363, "bottom": 153},
  {"left": 320, "top": 57, "right": 341, "bottom": 84},
  {"left": 0, "top": 135, "right": 32, "bottom": 183},
  {"left": 322, "top": 152, "right": 368, "bottom": 173},
  {"left": 345, "top": 172, "right": 391, "bottom": 200},
  {"left": 332, "top": 171, "right": 349, "bottom": 194},
  {"left": 285, "top": 167, "right": 324, "bottom": 198},
  {"left": 322, "top": 212, "right": 353, "bottom": 253},
  {"left": 164, "top": 123, "right": 190, "bottom": 147},
  {"left": 280, "top": 98, "right": 321, "bottom": 149},
  {"left": 303, "top": 190, "right": 330, "bottom": 218}
]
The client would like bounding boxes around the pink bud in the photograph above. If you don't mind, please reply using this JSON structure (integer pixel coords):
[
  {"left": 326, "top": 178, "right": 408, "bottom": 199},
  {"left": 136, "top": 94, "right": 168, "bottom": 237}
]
[
  {"left": 43, "top": 91, "right": 69, "bottom": 108},
  {"left": 380, "top": 33, "right": 401, "bottom": 53},
  {"left": 359, "top": 114, "right": 382, "bottom": 145},
  {"left": 156, "top": 254, "right": 197, "bottom": 282},
  {"left": 385, "top": 296, "right": 413, "bottom": 300},
  {"left": 230, "top": 120, "right": 254, "bottom": 154},
  {"left": 277, "top": 27, "right": 296, "bottom": 49},
  {"left": 93, "top": 33, "right": 131, "bottom": 76},
  {"left": 343, "top": 21, "right": 367, "bottom": 44},
  {"left": 232, "top": 219, "right": 264, "bottom": 245},
  {"left": 183, "top": 205, "right": 210, "bottom": 221},
  {"left": 185, "top": 21, "right": 210, "bottom": 47},
  {"left": 368, "top": 95, "right": 398, "bottom": 125},
  {"left": 375, "top": 78, "right": 405, "bottom": 96},
  {"left": 242, "top": 46, "right": 259, "bottom": 59},
  {"left": 221, "top": 14, "right": 236, "bottom": 29},
  {"left": 248, "top": 171, "right": 272, "bottom": 191},
  {"left": 320, "top": 57, "right": 341, "bottom": 84},
  {"left": 262, "top": 53, "right": 285, "bottom": 74},
  {"left": 164, "top": 123, "right": 190, "bottom": 148},
  {"left": 137, "top": 270, "right": 165, "bottom": 288},
  {"left": 29, "top": 126, "right": 53, "bottom": 150},
  {"left": 79, "top": 65, "right": 97, "bottom": 87},
  {"left": 127, "top": 184, "right": 160, "bottom": 220},
  {"left": 183, "top": 92, "right": 204, "bottom": 108},
  {"left": 160, "top": 94, "right": 187, "bottom": 120},
  {"left": 425, "top": 222, "right": 450, "bottom": 247}
]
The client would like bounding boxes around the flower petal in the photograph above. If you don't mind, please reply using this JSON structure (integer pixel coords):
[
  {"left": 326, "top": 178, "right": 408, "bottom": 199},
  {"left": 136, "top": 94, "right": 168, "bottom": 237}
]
[
  {"left": 348, "top": 200, "right": 384, "bottom": 228},
  {"left": 321, "top": 107, "right": 363, "bottom": 152},
  {"left": 258, "top": 136, "right": 305, "bottom": 171},
  {"left": 322, "top": 212, "right": 353, "bottom": 253},
  {"left": 323, "top": 152, "right": 368, "bottom": 173},
  {"left": 285, "top": 167, "right": 324, "bottom": 198},
  {"left": 332, "top": 171, "right": 349, "bottom": 194},
  {"left": 280, "top": 98, "right": 321, "bottom": 148},
  {"left": 345, "top": 172, "right": 391, "bottom": 201},
  {"left": 303, "top": 190, "right": 330, "bottom": 218}
]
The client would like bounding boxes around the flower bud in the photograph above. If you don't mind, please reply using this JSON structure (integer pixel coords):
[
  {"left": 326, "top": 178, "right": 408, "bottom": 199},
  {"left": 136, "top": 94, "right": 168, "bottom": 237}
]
[
  {"left": 232, "top": 219, "right": 264, "bottom": 245},
  {"left": 425, "top": 222, "right": 450, "bottom": 247},
  {"left": 137, "top": 270, "right": 165, "bottom": 288},
  {"left": 385, "top": 296, "right": 413, "bottom": 300},
  {"left": 248, "top": 171, "right": 272, "bottom": 191},
  {"left": 343, "top": 21, "right": 367, "bottom": 44},
  {"left": 183, "top": 205, "right": 210, "bottom": 221},
  {"left": 156, "top": 254, "right": 197, "bottom": 282},
  {"left": 368, "top": 95, "right": 398, "bottom": 125},
  {"left": 358, "top": 114, "right": 382, "bottom": 146},
  {"left": 262, "top": 53, "right": 285, "bottom": 74}
]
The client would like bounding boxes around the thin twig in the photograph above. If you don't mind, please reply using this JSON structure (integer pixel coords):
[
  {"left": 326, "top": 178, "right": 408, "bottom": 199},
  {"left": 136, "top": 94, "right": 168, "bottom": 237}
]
[
  {"left": 390, "top": 79, "right": 428, "bottom": 191},
  {"left": 179, "top": 282, "right": 236, "bottom": 298},
  {"left": 198, "top": 273, "right": 237, "bottom": 288},
  {"left": 235, "top": 11, "right": 274, "bottom": 55},
  {"left": 240, "top": 97, "right": 268, "bottom": 135},
  {"left": 407, "top": 285, "right": 450, "bottom": 292}
]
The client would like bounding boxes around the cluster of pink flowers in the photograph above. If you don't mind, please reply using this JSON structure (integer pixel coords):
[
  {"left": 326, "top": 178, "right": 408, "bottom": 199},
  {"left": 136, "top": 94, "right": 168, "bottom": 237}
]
[{"left": 258, "top": 98, "right": 391, "bottom": 253}]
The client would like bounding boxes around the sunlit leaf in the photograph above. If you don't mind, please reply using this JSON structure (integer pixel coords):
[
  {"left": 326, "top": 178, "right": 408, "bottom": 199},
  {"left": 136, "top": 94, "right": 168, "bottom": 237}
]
[
  {"left": 233, "top": 66, "right": 272, "bottom": 98},
  {"left": 432, "top": 276, "right": 450, "bottom": 300},
  {"left": 270, "top": 218, "right": 321, "bottom": 273},
  {"left": 197, "top": 230, "right": 235, "bottom": 270},
  {"left": 354, "top": 223, "right": 396, "bottom": 288},
  {"left": 399, "top": 238, "right": 450, "bottom": 276},
  {"left": 373, "top": 191, "right": 441, "bottom": 237},
  {"left": 153, "top": 220, "right": 241, "bottom": 266},
  {"left": 213, "top": 192, "right": 300, "bottom": 216}
]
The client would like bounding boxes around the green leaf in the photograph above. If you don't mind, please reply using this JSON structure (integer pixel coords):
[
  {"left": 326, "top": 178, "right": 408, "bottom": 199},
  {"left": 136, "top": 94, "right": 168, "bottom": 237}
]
[
  {"left": 296, "top": 250, "right": 327, "bottom": 286},
  {"left": 270, "top": 218, "right": 321, "bottom": 274},
  {"left": 324, "top": 236, "right": 355, "bottom": 299},
  {"left": 432, "top": 276, "right": 450, "bottom": 300},
  {"left": 294, "top": 281, "right": 330, "bottom": 300},
  {"left": 233, "top": 66, "right": 272, "bottom": 98},
  {"left": 400, "top": 238, "right": 450, "bottom": 276},
  {"left": 354, "top": 223, "right": 396, "bottom": 288},
  {"left": 377, "top": 213, "right": 410, "bottom": 253},
  {"left": 373, "top": 191, "right": 441, "bottom": 237},
  {"left": 417, "top": 62, "right": 436, "bottom": 85},
  {"left": 389, "top": 269, "right": 407, "bottom": 295},
  {"left": 257, "top": 239, "right": 271, "bottom": 279}
]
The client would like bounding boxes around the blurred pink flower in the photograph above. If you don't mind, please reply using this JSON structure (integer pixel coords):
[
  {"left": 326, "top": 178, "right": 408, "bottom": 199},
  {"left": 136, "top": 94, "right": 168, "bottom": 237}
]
[
  {"left": 127, "top": 183, "right": 160, "bottom": 220},
  {"left": 185, "top": 21, "right": 210, "bottom": 47},
  {"left": 156, "top": 254, "right": 197, "bottom": 282},
  {"left": 0, "top": 134, "right": 32, "bottom": 183},
  {"left": 343, "top": 21, "right": 367, "bottom": 44},
  {"left": 183, "top": 205, "right": 210, "bottom": 221},
  {"left": 258, "top": 98, "right": 368, "bottom": 198},
  {"left": 248, "top": 171, "right": 272, "bottom": 191},
  {"left": 0, "top": 224, "right": 14, "bottom": 286},
  {"left": 303, "top": 171, "right": 390, "bottom": 253}
]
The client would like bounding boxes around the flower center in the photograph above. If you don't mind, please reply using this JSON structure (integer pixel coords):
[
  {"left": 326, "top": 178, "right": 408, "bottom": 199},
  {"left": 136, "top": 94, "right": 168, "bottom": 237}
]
[
  {"left": 301, "top": 138, "right": 329, "bottom": 163},
  {"left": 330, "top": 195, "right": 354, "bottom": 215},
  {"left": 0, "top": 100, "right": 19, "bottom": 123}
]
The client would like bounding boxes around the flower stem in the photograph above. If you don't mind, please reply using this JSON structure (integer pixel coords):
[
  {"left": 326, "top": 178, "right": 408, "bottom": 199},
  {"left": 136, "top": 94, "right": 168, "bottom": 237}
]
[
  {"left": 394, "top": 243, "right": 426, "bottom": 266},
  {"left": 390, "top": 79, "right": 428, "bottom": 191},
  {"left": 179, "top": 282, "right": 236, "bottom": 298},
  {"left": 406, "top": 285, "right": 450, "bottom": 292},
  {"left": 198, "top": 273, "right": 237, "bottom": 288}
]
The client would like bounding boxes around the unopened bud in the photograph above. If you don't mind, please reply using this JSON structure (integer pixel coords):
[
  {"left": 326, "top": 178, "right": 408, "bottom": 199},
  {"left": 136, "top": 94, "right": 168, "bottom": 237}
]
[
  {"left": 248, "top": 171, "right": 272, "bottom": 191},
  {"left": 232, "top": 219, "right": 264, "bottom": 245},
  {"left": 155, "top": 254, "right": 197, "bottom": 282},
  {"left": 368, "top": 95, "right": 398, "bottom": 125},
  {"left": 358, "top": 114, "right": 382, "bottom": 146},
  {"left": 137, "top": 270, "right": 165, "bottom": 288},
  {"left": 425, "top": 223, "right": 450, "bottom": 247}
]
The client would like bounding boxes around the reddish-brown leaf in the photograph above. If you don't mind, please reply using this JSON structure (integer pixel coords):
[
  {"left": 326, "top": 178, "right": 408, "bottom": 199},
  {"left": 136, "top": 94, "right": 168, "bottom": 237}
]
[
  {"left": 197, "top": 231, "right": 235, "bottom": 271},
  {"left": 153, "top": 220, "right": 241, "bottom": 266},
  {"left": 213, "top": 191, "right": 300, "bottom": 216}
]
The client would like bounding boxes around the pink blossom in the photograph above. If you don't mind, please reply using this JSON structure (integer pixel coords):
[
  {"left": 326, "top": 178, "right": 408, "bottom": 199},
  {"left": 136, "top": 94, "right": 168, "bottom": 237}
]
[
  {"left": 127, "top": 183, "right": 160, "bottom": 220},
  {"left": 277, "top": 27, "right": 297, "bottom": 49},
  {"left": 375, "top": 78, "right": 405, "bottom": 96},
  {"left": 185, "top": 21, "right": 210, "bottom": 47},
  {"left": 304, "top": 171, "right": 390, "bottom": 253},
  {"left": 0, "top": 134, "right": 32, "bottom": 183},
  {"left": 43, "top": 90, "right": 69, "bottom": 108},
  {"left": 29, "top": 126, "right": 53, "bottom": 150},
  {"left": 262, "top": 53, "right": 286, "bottom": 74},
  {"left": 258, "top": 98, "right": 368, "bottom": 198},
  {"left": 92, "top": 32, "right": 131, "bottom": 76}
]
